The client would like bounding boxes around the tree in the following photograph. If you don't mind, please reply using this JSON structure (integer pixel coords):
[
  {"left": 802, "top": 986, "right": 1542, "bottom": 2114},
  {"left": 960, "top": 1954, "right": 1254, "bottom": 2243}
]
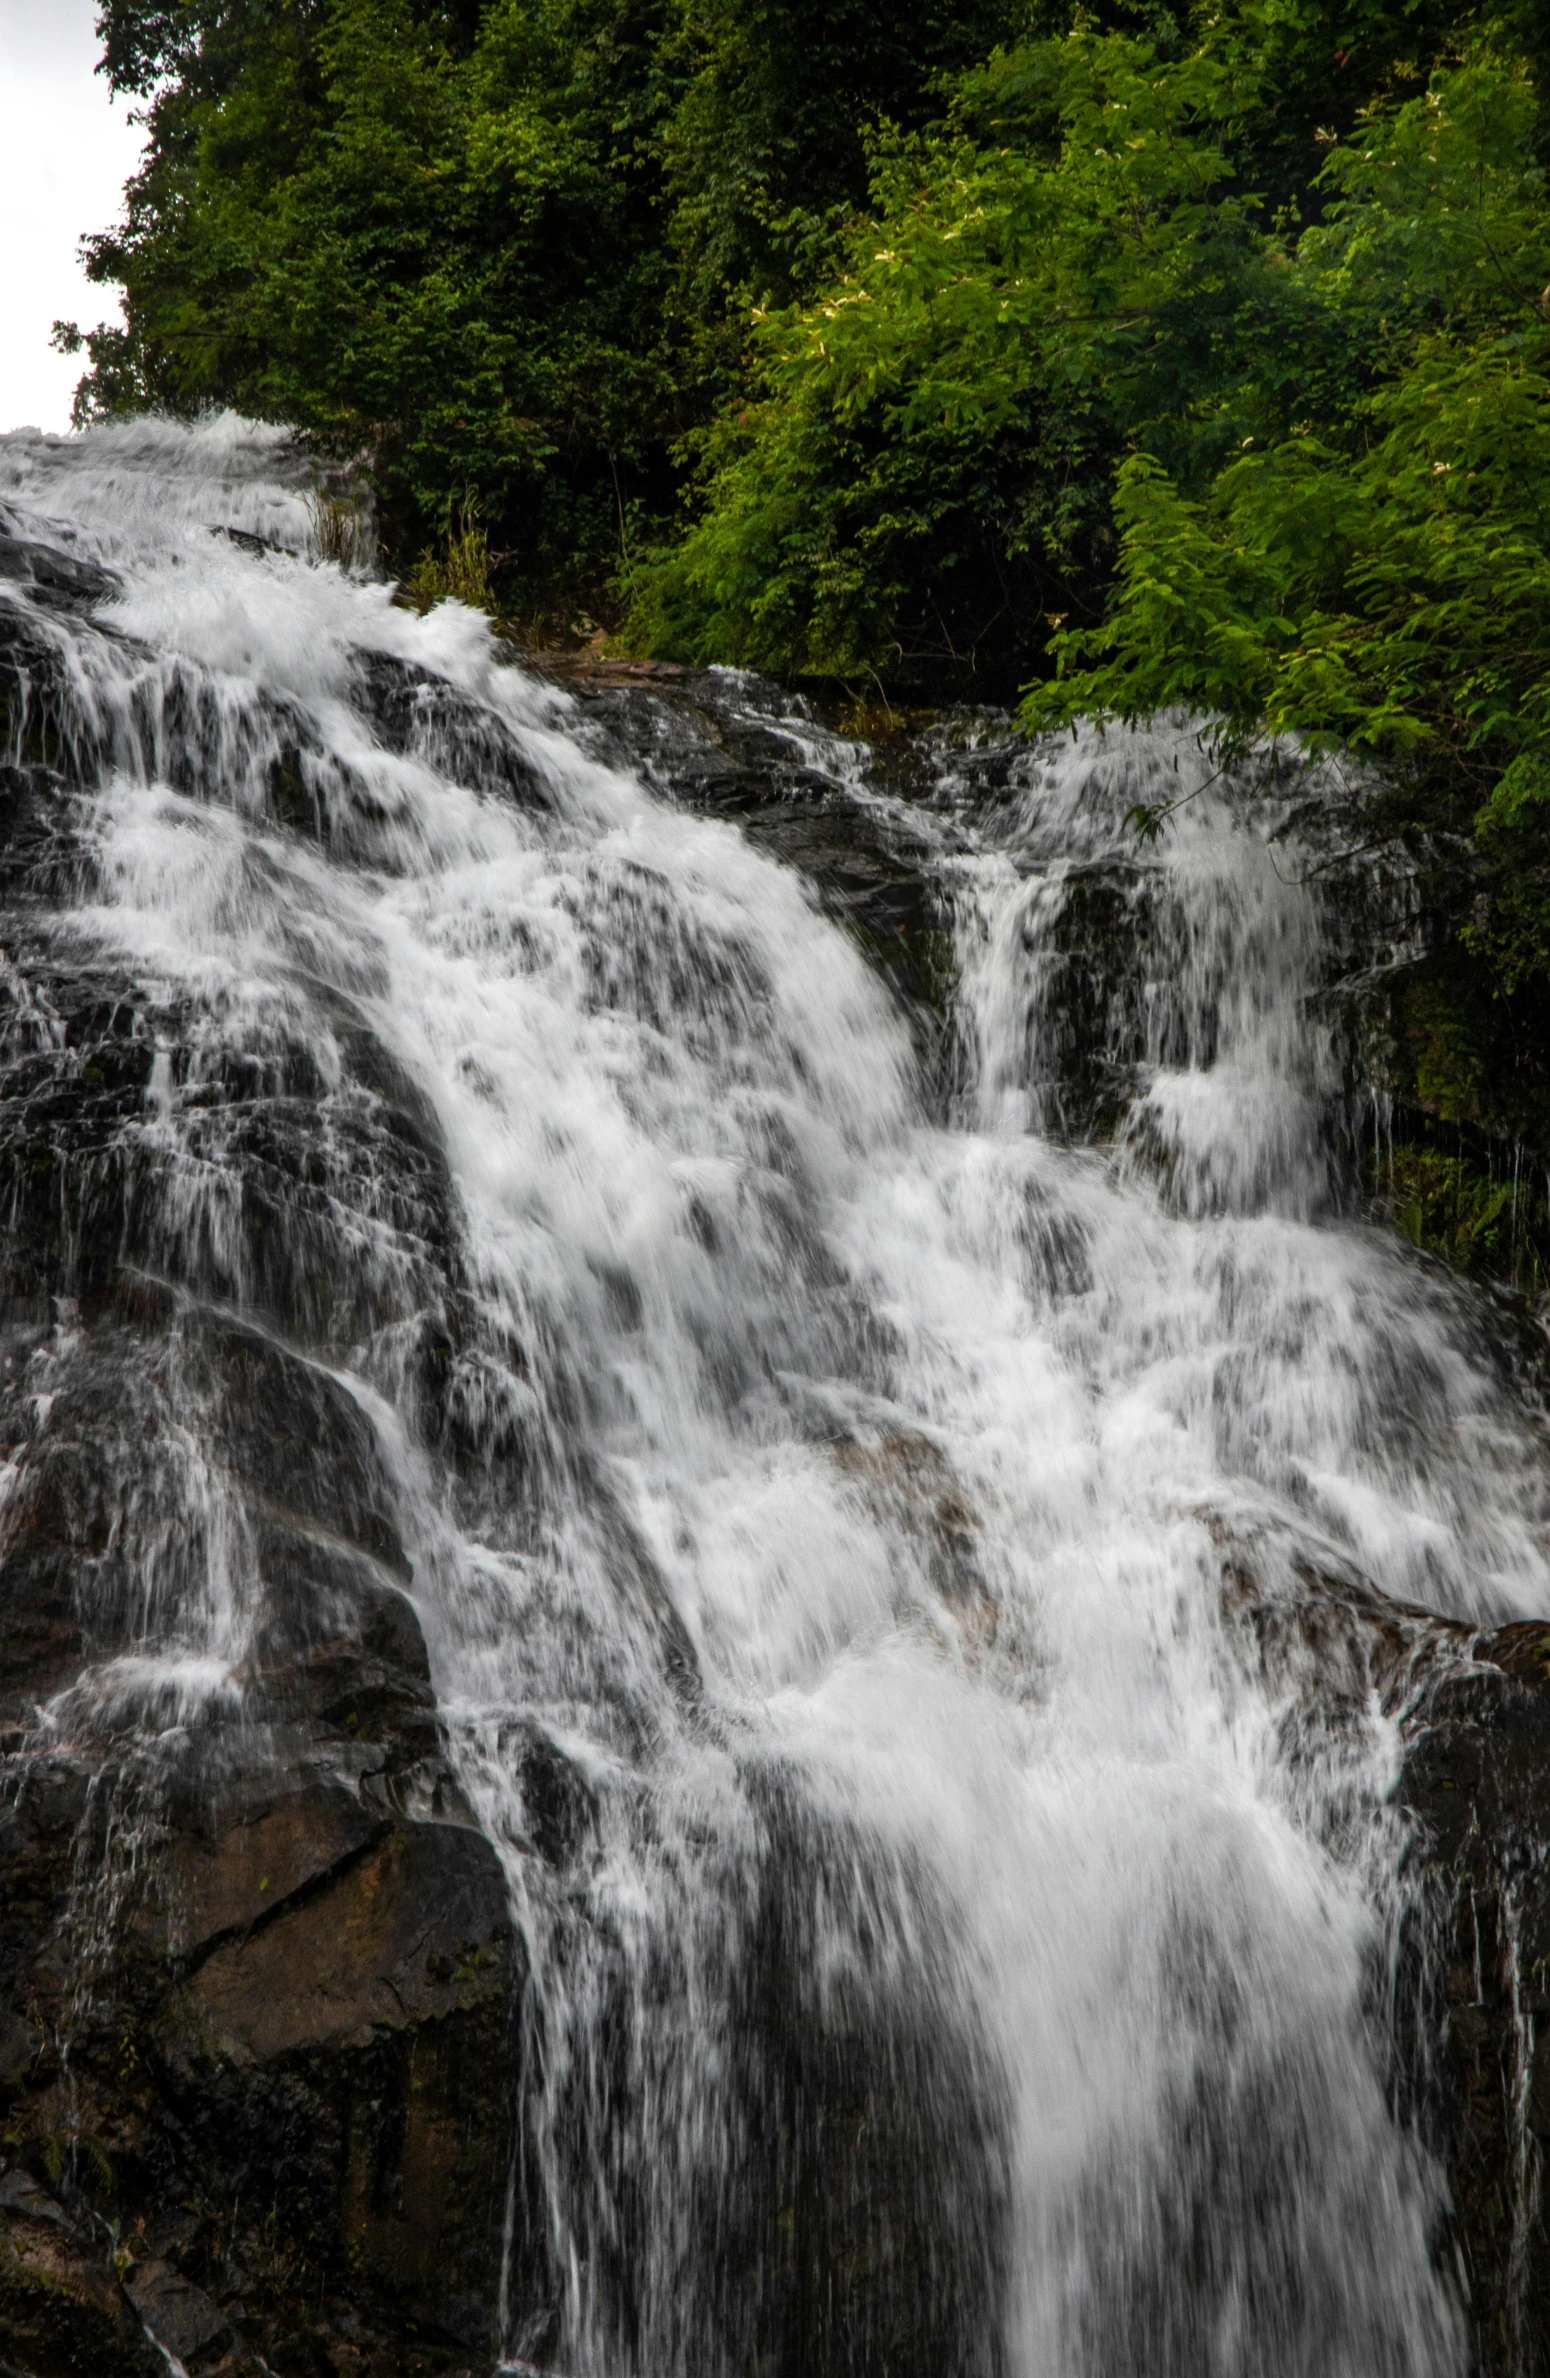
[{"left": 75, "top": 0, "right": 1023, "bottom": 617}]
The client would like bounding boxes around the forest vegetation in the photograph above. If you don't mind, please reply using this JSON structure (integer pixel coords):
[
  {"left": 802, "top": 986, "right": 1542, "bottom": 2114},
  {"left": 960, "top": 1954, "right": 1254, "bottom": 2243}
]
[{"left": 69, "top": 0, "right": 1550, "bottom": 1279}]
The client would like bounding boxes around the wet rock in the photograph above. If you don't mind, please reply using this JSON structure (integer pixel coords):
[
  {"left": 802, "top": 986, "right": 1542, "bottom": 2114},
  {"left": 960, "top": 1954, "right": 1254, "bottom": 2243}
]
[
  {"left": 549, "top": 660, "right": 962, "bottom": 1028},
  {"left": 511, "top": 1724, "right": 596, "bottom": 1870},
  {"left": 1190, "top": 1514, "right": 1550, "bottom": 2375},
  {"left": 356, "top": 651, "right": 550, "bottom": 811},
  {"left": 1212, "top": 1511, "right": 1473, "bottom": 1727},
  {"left": 718, "top": 1775, "right": 1008, "bottom": 2378},
  {"left": 0, "top": 522, "right": 117, "bottom": 612},
  {"left": 831, "top": 1431, "right": 997, "bottom": 1642},
  {"left": 1400, "top": 1621, "right": 1550, "bottom": 2377},
  {"left": 126, "top": 2260, "right": 227, "bottom": 2363},
  {"left": 0, "top": 1280, "right": 517, "bottom": 2370},
  {"left": 163, "top": 1818, "right": 508, "bottom": 2061},
  {"left": 164, "top": 1768, "right": 382, "bottom": 1959},
  {"left": 0, "top": 1599, "right": 520, "bottom": 2376},
  {"left": 0, "top": 2199, "right": 163, "bottom": 2378}
]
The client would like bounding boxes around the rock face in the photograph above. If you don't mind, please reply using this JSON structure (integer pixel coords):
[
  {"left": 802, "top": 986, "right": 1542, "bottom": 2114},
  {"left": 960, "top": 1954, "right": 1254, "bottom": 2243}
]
[
  {"left": 0, "top": 1641, "right": 516, "bottom": 2378},
  {"left": 0, "top": 531, "right": 519, "bottom": 2374},
  {"left": 1201, "top": 1512, "right": 1550, "bottom": 2378},
  {"left": 0, "top": 1442, "right": 518, "bottom": 2378},
  {"left": 544, "top": 659, "right": 967, "bottom": 1044},
  {"left": 1402, "top": 1623, "right": 1550, "bottom": 2378}
]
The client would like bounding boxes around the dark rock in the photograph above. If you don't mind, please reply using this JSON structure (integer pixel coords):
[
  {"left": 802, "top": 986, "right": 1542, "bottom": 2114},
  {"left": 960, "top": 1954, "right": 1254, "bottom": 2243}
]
[
  {"left": 831, "top": 1431, "right": 997, "bottom": 1641},
  {"left": 161, "top": 1818, "right": 508, "bottom": 2060},
  {"left": 161, "top": 1769, "right": 383, "bottom": 1962},
  {"left": 1399, "top": 1620, "right": 1550, "bottom": 2377},
  {"left": 0, "top": 529, "right": 116, "bottom": 611},
  {"left": 513, "top": 1726, "right": 596, "bottom": 1870},
  {"left": 0, "top": 1272, "right": 520, "bottom": 2369},
  {"left": 0, "top": 1611, "right": 520, "bottom": 2376},
  {"left": 549, "top": 661, "right": 963, "bottom": 1034},
  {"left": 125, "top": 2262, "right": 226, "bottom": 2363},
  {"left": 717, "top": 1773, "right": 1008, "bottom": 2378},
  {"left": 0, "top": 2174, "right": 69, "bottom": 2229},
  {"left": 0, "top": 2209, "right": 163, "bottom": 2378},
  {"left": 355, "top": 650, "right": 550, "bottom": 812}
]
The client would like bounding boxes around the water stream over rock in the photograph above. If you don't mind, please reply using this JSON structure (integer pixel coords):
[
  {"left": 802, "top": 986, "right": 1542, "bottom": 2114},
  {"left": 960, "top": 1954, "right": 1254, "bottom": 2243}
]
[{"left": 2, "top": 415, "right": 1549, "bottom": 2378}]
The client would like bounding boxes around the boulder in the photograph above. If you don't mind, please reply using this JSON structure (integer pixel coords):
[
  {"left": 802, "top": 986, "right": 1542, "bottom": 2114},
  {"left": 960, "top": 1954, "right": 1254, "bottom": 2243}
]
[{"left": 0, "top": 1566, "right": 519, "bottom": 2377}]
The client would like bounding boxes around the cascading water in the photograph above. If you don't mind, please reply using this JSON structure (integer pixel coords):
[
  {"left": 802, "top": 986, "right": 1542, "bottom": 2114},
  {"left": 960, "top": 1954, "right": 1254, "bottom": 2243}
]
[{"left": 3, "top": 413, "right": 1548, "bottom": 2376}]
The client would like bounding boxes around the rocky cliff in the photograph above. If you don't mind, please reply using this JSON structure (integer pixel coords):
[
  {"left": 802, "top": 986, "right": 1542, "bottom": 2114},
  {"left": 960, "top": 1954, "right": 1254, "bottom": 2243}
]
[
  {"left": 0, "top": 521, "right": 518, "bottom": 2375},
  {"left": 3, "top": 479, "right": 1550, "bottom": 2378}
]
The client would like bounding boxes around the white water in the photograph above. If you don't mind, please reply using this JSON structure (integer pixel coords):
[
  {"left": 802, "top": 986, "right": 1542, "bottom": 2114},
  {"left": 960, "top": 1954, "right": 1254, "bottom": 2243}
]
[{"left": 6, "top": 412, "right": 1550, "bottom": 2374}]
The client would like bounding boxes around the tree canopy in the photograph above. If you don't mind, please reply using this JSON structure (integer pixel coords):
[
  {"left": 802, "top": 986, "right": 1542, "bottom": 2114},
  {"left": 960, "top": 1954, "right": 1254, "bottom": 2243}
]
[{"left": 75, "top": 0, "right": 1020, "bottom": 618}]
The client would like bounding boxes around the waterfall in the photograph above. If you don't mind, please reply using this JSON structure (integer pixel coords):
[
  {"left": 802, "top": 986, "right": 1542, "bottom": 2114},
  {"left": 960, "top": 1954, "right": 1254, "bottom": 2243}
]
[{"left": 4, "top": 412, "right": 1547, "bottom": 2376}]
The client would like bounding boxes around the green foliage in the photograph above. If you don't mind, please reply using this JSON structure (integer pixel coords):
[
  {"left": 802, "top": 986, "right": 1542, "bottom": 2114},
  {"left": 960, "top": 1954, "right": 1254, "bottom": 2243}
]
[
  {"left": 1380, "top": 1141, "right": 1550, "bottom": 1295},
  {"left": 76, "top": 0, "right": 1550, "bottom": 678},
  {"left": 78, "top": 0, "right": 1025, "bottom": 615},
  {"left": 631, "top": 8, "right": 1550, "bottom": 688},
  {"left": 401, "top": 498, "right": 501, "bottom": 614},
  {"left": 630, "top": 23, "right": 1289, "bottom": 684},
  {"left": 1025, "top": 62, "right": 1550, "bottom": 788},
  {"left": 78, "top": 0, "right": 683, "bottom": 615},
  {"left": 659, "top": 0, "right": 1018, "bottom": 344},
  {"left": 32, "top": 2127, "right": 115, "bottom": 2194}
]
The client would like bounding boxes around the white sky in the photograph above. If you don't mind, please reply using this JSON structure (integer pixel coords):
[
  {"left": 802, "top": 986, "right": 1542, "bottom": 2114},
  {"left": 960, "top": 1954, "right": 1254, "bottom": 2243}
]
[{"left": 0, "top": 0, "right": 147, "bottom": 433}]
